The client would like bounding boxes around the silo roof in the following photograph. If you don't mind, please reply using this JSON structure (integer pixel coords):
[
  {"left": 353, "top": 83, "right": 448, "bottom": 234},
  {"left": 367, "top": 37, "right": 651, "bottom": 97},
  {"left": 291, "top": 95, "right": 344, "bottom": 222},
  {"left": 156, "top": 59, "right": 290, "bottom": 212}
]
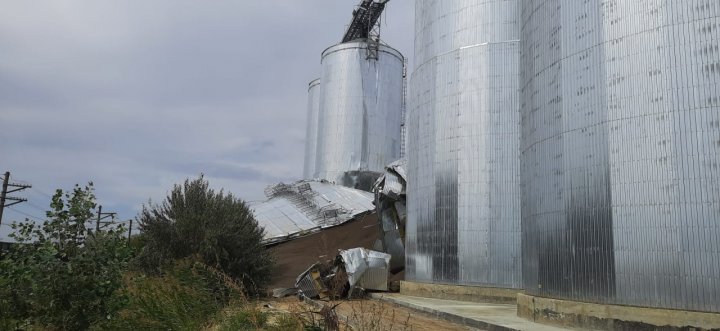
[{"left": 249, "top": 180, "right": 375, "bottom": 245}]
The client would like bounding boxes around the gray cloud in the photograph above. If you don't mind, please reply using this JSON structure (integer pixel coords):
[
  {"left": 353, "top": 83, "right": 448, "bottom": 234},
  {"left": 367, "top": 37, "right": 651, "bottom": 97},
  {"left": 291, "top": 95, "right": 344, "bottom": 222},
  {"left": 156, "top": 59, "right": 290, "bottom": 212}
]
[{"left": 0, "top": 0, "right": 414, "bottom": 240}]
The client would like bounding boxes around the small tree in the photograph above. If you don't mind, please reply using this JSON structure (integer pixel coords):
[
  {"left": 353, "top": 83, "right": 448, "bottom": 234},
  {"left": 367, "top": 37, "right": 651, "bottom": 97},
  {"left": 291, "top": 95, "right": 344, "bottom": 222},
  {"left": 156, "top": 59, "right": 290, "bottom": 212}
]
[
  {"left": 135, "top": 176, "right": 274, "bottom": 295},
  {"left": 0, "top": 183, "right": 132, "bottom": 331}
]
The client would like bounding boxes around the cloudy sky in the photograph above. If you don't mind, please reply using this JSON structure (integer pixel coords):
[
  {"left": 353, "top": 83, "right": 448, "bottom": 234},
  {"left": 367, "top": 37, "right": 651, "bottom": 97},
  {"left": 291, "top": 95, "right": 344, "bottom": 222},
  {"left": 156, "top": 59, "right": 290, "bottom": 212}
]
[{"left": 0, "top": 0, "right": 414, "bottom": 240}]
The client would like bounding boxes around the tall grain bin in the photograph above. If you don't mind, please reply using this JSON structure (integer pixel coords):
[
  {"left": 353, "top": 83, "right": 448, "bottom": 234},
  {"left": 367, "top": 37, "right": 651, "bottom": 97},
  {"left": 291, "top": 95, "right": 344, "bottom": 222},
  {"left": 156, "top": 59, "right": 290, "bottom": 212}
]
[
  {"left": 405, "top": 0, "right": 522, "bottom": 288},
  {"left": 314, "top": 41, "right": 404, "bottom": 190},
  {"left": 520, "top": 0, "right": 720, "bottom": 313},
  {"left": 303, "top": 78, "right": 321, "bottom": 179}
]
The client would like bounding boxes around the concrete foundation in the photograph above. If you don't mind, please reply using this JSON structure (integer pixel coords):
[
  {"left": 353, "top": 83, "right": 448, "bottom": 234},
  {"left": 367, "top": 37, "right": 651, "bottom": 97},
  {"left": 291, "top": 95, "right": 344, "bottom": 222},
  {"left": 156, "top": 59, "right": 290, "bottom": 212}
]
[
  {"left": 517, "top": 293, "right": 720, "bottom": 331},
  {"left": 400, "top": 281, "right": 522, "bottom": 304}
]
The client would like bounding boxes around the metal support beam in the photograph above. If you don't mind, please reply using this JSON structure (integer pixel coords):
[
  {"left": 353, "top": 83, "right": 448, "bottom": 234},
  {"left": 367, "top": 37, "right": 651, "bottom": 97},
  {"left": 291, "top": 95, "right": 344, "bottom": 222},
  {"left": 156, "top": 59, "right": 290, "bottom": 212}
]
[{"left": 342, "top": 0, "right": 389, "bottom": 43}]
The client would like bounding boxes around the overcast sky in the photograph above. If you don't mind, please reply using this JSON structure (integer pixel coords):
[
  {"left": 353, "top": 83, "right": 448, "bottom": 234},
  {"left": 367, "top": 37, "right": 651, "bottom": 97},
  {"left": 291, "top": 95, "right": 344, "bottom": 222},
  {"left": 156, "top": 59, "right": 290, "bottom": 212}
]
[{"left": 0, "top": 0, "right": 414, "bottom": 240}]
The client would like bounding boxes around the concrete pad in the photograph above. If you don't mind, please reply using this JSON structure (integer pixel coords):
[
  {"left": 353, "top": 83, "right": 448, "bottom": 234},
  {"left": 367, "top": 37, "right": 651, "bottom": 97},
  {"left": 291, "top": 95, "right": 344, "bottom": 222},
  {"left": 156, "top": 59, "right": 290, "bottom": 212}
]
[
  {"left": 400, "top": 281, "right": 523, "bottom": 304},
  {"left": 371, "top": 293, "right": 574, "bottom": 331},
  {"left": 518, "top": 293, "right": 720, "bottom": 330}
]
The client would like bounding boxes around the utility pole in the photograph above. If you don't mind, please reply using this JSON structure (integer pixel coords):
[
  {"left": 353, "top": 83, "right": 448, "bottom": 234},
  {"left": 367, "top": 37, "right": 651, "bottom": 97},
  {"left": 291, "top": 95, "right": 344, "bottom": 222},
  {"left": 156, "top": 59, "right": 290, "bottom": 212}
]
[
  {"left": 127, "top": 219, "right": 133, "bottom": 244},
  {"left": 0, "top": 171, "right": 31, "bottom": 226},
  {"left": 95, "top": 205, "right": 117, "bottom": 232}
]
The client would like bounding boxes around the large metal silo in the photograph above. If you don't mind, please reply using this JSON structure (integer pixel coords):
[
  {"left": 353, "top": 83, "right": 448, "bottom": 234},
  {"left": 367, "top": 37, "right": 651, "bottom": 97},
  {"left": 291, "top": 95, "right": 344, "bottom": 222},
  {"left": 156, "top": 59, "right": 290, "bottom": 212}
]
[
  {"left": 303, "top": 78, "right": 321, "bottom": 179},
  {"left": 405, "top": 0, "right": 522, "bottom": 288},
  {"left": 315, "top": 41, "right": 404, "bottom": 190},
  {"left": 520, "top": 0, "right": 720, "bottom": 312}
]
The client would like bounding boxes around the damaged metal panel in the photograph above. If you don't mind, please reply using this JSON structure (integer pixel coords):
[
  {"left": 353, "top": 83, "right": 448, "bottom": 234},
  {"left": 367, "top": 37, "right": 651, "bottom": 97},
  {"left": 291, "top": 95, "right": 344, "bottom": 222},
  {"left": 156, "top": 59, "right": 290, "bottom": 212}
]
[
  {"left": 295, "top": 263, "right": 322, "bottom": 299},
  {"left": 339, "top": 248, "right": 391, "bottom": 291},
  {"left": 406, "top": 0, "right": 522, "bottom": 288},
  {"left": 303, "top": 79, "right": 321, "bottom": 179},
  {"left": 250, "top": 180, "right": 375, "bottom": 245},
  {"left": 293, "top": 248, "right": 391, "bottom": 299},
  {"left": 373, "top": 159, "right": 408, "bottom": 272},
  {"left": 314, "top": 41, "right": 404, "bottom": 191}
]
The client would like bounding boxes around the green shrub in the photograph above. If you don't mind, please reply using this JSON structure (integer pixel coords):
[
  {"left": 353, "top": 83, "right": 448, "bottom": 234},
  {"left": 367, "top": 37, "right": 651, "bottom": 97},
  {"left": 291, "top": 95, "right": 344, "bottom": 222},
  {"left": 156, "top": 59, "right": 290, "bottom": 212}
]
[
  {"left": 133, "top": 176, "right": 274, "bottom": 295},
  {"left": 0, "top": 183, "right": 132, "bottom": 331}
]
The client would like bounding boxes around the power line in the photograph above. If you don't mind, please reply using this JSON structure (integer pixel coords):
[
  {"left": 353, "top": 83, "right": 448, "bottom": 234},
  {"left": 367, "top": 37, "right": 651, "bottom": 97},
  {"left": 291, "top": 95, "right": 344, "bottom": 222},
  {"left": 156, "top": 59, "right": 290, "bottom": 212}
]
[
  {"left": 7, "top": 207, "right": 42, "bottom": 221},
  {"left": 31, "top": 187, "right": 55, "bottom": 199},
  {"left": 25, "top": 201, "right": 48, "bottom": 213}
]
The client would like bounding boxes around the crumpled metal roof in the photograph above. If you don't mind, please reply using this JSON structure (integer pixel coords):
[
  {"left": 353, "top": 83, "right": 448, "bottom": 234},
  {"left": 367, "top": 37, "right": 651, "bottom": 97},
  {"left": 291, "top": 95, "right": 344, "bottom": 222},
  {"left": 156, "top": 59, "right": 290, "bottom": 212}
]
[{"left": 250, "top": 180, "right": 375, "bottom": 245}]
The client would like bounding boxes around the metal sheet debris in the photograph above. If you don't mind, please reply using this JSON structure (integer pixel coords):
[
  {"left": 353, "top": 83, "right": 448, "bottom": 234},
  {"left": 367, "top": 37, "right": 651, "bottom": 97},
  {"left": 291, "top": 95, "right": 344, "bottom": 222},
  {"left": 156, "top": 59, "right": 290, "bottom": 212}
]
[
  {"left": 372, "top": 159, "right": 407, "bottom": 272},
  {"left": 293, "top": 248, "right": 391, "bottom": 300},
  {"left": 338, "top": 248, "right": 391, "bottom": 292},
  {"left": 295, "top": 263, "right": 324, "bottom": 299}
]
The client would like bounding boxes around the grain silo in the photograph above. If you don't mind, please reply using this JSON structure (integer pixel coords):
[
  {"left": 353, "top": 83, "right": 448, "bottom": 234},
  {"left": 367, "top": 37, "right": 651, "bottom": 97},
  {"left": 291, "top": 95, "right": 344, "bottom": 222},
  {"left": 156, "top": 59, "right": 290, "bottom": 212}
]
[
  {"left": 314, "top": 1, "right": 404, "bottom": 191},
  {"left": 303, "top": 78, "right": 321, "bottom": 179},
  {"left": 520, "top": 0, "right": 720, "bottom": 319},
  {"left": 405, "top": 0, "right": 522, "bottom": 289}
]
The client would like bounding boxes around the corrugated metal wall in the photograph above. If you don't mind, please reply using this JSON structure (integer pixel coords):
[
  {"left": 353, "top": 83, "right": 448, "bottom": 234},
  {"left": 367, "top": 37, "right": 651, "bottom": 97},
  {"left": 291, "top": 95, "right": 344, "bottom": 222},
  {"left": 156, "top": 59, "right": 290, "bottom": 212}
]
[
  {"left": 406, "top": 0, "right": 522, "bottom": 288},
  {"left": 314, "top": 41, "right": 404, "bottom": 190},
  {"left": 520, "top": 0, "right": 720, "bottom": 312},
  {"left": 303, "top": 78, "right": 321, "bottom": 179}
]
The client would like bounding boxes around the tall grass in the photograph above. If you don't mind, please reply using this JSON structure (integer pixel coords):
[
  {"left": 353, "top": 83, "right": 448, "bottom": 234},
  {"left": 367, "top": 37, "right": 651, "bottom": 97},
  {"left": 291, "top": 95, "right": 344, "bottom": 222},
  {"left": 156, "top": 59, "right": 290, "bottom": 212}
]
[{"left": 93, "top": 259, "right": 245, "bottom": 331}]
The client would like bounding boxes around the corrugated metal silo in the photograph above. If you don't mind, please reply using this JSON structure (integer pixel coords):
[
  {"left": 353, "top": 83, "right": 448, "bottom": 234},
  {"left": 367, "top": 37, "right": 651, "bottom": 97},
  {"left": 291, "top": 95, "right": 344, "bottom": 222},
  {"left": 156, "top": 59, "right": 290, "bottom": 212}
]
[
  {"left": 315, "top": 41, "right": 404, "bottom": 190},
  {"left": 303, "top": 78, "right": 321, "bottom": 179},
  {"left": 405, "top": 0, "right": 522, "bottom": 288},
  {"left": 520, "top": 0, "right": 720, "bottom": 312}
]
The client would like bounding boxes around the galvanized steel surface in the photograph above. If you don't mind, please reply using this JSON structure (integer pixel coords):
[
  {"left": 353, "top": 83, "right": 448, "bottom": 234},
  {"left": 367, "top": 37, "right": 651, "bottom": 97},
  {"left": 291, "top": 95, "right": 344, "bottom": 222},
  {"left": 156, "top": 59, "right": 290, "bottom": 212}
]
[
  {"left": 314, "top": 41, "right": 404, "bottom": 189},
  {"left": 405, "top": 0, "right": 522, "bottom": 288},
  {"left": 520, "top": 0, "right": 720, "bottom": 312},
  {"left": 303, "top": 79, "right": 321, "bottom": 179},
  {"left": 250, "top": 180, "right": 375, "bottom": 244}
]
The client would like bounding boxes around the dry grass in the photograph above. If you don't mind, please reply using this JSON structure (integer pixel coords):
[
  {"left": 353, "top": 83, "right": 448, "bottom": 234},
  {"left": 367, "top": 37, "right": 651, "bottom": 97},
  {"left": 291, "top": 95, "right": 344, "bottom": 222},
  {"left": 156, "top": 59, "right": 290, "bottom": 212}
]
[{"left": 343, "top": 298, "right": 413, "bottom": 331}]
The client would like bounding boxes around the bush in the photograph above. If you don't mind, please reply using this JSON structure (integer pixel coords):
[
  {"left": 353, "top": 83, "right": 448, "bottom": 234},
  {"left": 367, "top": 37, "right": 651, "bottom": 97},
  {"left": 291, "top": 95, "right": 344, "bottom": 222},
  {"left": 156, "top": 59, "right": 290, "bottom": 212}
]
[
  {"left": 0, "top": 183, "right": 132, "bottom": 331},
  {"left": 134, "top": 176, "right": 274, "bottom": 295}
]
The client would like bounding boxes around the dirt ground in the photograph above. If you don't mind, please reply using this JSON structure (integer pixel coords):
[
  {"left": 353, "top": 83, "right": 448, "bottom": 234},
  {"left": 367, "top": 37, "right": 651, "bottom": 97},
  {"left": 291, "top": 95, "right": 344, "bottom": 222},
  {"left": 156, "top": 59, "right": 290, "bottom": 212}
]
[
  {"left": 267, "top": 213, "right": 383, "bottom": 289},
  {"left": 263, "top": 297, "right": 482, "bottom": 331}
]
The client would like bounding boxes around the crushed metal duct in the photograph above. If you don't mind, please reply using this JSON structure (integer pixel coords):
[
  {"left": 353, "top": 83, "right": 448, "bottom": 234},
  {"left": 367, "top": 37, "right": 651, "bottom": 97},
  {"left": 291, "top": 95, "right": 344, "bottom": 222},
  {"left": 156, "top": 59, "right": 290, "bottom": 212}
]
[
  {"left": 338, "top": 248, "right": 391, "bottom": 292},
  {"left": 372, "top": 159, "right": 407, "bottom": 273}
]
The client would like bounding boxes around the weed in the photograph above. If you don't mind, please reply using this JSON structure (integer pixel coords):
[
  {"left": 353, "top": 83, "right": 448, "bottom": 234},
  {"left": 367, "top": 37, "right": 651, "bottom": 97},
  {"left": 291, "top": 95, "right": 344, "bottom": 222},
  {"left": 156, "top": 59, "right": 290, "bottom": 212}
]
[
  {"left": 346, "top": 298, "right": 413, "bottom": 331},
  {"left": 216, "top": 309, "right": 268, "bottom": 331}
]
